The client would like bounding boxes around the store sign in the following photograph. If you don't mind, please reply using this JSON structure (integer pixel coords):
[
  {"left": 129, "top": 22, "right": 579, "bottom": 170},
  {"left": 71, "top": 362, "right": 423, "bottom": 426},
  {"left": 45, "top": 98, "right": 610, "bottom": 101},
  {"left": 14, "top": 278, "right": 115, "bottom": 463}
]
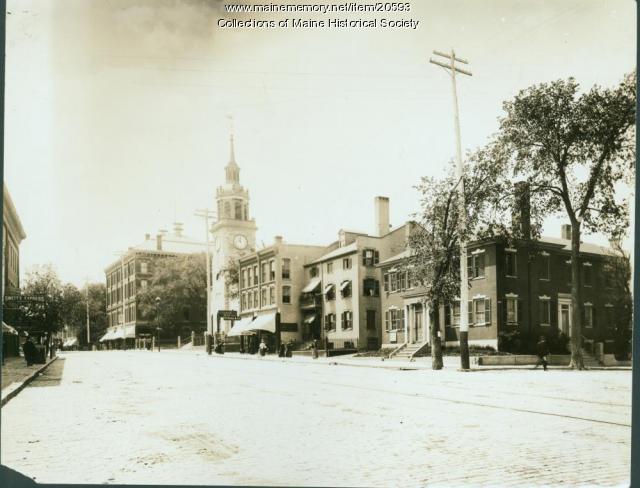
[{"left": 217, "top": 310, "right": 238, "bottom": 320}]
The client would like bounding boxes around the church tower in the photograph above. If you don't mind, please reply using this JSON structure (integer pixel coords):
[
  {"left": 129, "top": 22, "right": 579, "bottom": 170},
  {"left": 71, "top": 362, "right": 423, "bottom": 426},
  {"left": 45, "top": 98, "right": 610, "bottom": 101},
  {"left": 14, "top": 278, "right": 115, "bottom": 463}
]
[{"left": 211, "top": 132, "right": 257, "bottom": 334}]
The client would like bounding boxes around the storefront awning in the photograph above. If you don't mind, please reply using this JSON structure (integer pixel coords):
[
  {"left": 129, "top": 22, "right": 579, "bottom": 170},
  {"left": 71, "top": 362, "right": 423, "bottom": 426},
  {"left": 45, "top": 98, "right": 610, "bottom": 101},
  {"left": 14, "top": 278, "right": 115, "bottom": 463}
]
[
  {"left": 304, "top": 315, "right": 316, "bottom": 324},
  {"left": 227, "top": 316, "right": 256, "bottom": 337},
  {"left": 339, "top": 280, "right": 351, "bottom": 291},
  {"left": 302, "top": 277, "right": 321, "bottom": 293},
  {"left": 2, "top": 322, "right": 18, "bottom": 335},
  {"left": 249, "top": 313, "right": 277, "bottom": 333},
  {"left": 112, "top": 328, "right": 125, "bottom": 340},
  {"left": 323, "top": 283, "right": 335, "bottom": 294},
  {"left": 99, "top": 332, "right": 109, "bottom": 342},
  {"left": 63, "top": 337, "right": 78, "bottom": 347}
]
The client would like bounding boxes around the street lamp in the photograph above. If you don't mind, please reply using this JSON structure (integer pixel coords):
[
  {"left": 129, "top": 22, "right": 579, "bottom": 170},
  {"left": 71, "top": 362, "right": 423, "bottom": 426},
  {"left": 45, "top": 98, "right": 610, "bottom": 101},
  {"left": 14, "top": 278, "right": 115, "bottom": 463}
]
[{"left": 155, "top": 296, "right": 161, "bottom": 352}]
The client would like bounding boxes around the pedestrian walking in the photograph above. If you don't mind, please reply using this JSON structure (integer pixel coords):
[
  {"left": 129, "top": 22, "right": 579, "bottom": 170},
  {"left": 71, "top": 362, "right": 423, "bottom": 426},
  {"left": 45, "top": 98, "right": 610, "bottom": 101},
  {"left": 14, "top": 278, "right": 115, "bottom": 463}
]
[
  {"left": 22, "top": 335, "right": 36, "bottom": 366},
  {"left": 534, "top": 335, "right": 550, "bottom": 371},
  {"left": 259, "top": 338, "right": 267, "bottom": 357},
  {"left": 311, "top": 339, "right": 318, "bottom": 359},
  {"left": 286, "top": 340, "right": 293, "bottom": 358},
  {"left": 278, "top": 342, "right": 286, "bottom": 357}
]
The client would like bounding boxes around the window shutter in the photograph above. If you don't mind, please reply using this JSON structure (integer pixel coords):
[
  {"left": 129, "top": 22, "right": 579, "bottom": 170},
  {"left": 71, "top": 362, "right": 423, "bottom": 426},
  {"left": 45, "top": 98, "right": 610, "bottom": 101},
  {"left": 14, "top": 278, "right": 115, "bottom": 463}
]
[
  {"left": 485, "top": 299, "right": 491, "bottom": 324},
  {"left": 467, "top": 256, "right": 473, "bottom": 279},
  {"left": 374, "top": 280, "right": 380, "bottom": 296},
  {"left": 374, "top": 250, "right": 380, "bottom": 264},
  {"left": 517, "top": 299, "right": 523, "bottom": 324},
  {"left": 592, "top": 306, "right": 596, "bottom": 329},
  {"left": 385, "top": 310, "right": 389, "bottom": 331},
  {"left": 468, "top": 301, "right": 473, "bottom": 326},
  {"left": 383, "top": 273, "right": 389, "bottom": 292},
  {"left": 501, "top": 300, "right": 507, "bottom": 326},
  {"left": 444, "top": 305, "right": 451, "bottom": 327},
  {"left": 362, "top": 250, "right": 367, "bottom": 265}
]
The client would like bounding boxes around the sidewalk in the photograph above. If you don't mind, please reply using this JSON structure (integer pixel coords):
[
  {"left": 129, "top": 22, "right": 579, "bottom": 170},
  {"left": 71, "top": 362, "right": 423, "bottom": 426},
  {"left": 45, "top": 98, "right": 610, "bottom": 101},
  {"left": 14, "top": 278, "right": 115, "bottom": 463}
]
[
  {"left": 166, "top": 346, "right": 632, "bottom": 371},
  {"left": 1, "top": 355, "right": 59, "bottom": 406}
]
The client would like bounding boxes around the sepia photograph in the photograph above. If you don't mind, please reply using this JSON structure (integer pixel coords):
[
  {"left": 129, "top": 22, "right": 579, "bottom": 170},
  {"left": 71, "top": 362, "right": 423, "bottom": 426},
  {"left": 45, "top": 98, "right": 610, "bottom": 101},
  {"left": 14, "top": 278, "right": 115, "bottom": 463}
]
[{"left": 0, "top": 0, "right": 636, "bottom": 486}]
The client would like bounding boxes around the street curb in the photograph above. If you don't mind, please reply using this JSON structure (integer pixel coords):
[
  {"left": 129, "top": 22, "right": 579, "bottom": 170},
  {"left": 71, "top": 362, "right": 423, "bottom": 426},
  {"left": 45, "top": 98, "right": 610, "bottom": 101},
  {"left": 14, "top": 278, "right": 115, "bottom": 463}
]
[{"left": 1, "top": 356, "right": 59, "bottom": 407}]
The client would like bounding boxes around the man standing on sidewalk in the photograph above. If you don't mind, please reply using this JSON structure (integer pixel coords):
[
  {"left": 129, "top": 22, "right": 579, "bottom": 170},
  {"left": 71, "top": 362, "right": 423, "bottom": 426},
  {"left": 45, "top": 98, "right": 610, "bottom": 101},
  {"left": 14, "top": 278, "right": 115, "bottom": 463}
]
[
  {"left": 22, "top": 335, "right": 36, "bottom": 367},
  {"left": 535, "top": 336, "right": 549, "bottom": 371}
]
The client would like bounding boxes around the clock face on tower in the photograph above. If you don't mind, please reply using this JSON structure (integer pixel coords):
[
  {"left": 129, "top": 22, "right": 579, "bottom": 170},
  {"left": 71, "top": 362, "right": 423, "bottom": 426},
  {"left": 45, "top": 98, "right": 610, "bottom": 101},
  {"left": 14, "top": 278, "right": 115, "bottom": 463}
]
[{"left": 233, "top": 234, "right": 248, "bottom": 250}]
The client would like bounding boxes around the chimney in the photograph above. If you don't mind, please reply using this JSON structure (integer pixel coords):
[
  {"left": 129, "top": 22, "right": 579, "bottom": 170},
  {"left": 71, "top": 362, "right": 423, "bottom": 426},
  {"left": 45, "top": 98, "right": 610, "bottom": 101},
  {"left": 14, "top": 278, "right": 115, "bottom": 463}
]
[
  {"left": 156, "top": 234, "right": 163, "bottom": 251},
  {"left": 561, "top": 224, "right": 572, "bottom": 240},
  {"left": 145, "top": 233, "right": 150, "bottom": 241},
  {"left": 374, "top": 196, "right": 390, "bottom": 237},
  {"left": 173, "top": 222, "right": 183, "bottom": 237},
  {"left": 513, "top": 182, "right": 531, "bottom": 239},
  {"left": 274, "top": 235, "right": 283, "bottom": 245}
]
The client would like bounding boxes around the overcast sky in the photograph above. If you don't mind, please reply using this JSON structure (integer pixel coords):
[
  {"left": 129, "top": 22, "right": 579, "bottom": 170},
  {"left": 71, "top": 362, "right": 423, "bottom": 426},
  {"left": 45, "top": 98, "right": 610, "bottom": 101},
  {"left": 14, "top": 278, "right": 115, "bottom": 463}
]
[{"left": 5, "top": 0, "right": 636, "bottom": 286}]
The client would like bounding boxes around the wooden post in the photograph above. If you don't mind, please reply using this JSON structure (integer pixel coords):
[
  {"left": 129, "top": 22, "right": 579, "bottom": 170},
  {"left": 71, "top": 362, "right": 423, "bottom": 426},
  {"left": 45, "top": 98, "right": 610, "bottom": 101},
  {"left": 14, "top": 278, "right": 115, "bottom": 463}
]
[
  {"left": 191, "top": 331, "right": 195, "bottom": 345},
  {"left": 177, "top": 336, "right": 181, "bottom": 348}
]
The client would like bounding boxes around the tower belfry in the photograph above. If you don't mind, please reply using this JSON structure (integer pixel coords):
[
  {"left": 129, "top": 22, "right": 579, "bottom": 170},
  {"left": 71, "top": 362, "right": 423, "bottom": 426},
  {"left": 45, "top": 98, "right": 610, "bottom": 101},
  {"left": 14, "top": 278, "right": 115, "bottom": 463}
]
[{"left": 210, "top": 119, "right": 258, "bottom": 335}]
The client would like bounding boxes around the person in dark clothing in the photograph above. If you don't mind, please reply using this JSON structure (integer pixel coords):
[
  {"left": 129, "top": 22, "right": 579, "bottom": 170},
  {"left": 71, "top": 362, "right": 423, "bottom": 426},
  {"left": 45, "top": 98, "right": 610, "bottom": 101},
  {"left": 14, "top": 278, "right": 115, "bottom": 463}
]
[
  {"left": 286, "top": 340, "right": 293, "bottom": 358},
  {"left": 278, "top": 343, "right": 286, "bottom": 357},
  {"left": 22, "top": 336, "right": 37, "bottom": 366},
  {"left": 311, "top": 339, "right": 319, "bottom": 359},
  {"left": 535, "top": 336, "right": 550, "bottom": 370}
]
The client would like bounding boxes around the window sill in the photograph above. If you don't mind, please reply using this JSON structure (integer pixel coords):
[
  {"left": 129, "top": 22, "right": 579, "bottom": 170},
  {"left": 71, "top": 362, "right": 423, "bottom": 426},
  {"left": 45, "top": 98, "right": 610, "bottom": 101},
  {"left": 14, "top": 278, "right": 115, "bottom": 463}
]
[
  {"left": 471, "top": 322, "right": 490, "bottom": 327},
  {"left": 506, "top": 275, "right": 518, "bottom": 279},
  {"left": 471, "top": 276, "right": 486, "bottom": 281},
  {"left": 539, "top": 278, "right": 550, "bottom": 282},
  {"left": 540, "top": 323, "right": 550, "bottom": 327}
]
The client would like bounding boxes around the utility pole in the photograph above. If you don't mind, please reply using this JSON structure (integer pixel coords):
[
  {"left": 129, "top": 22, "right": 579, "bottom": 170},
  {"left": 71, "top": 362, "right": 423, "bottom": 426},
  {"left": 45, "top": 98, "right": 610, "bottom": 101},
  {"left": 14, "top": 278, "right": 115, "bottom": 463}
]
[
  {"left": 195, "top": 209, "right": 217, "bottom": 347},
  {"left": 429, "top": 49, "right": 472, "bottom": 371}
]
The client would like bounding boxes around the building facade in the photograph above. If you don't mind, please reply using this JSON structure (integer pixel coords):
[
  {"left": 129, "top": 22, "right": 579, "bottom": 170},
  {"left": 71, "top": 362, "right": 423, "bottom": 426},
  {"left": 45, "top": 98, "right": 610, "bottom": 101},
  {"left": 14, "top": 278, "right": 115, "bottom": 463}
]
[
  {"left": 211, "top": 134, "right": 257, "bottom": 335},
  {"left": 103, "top": 225, "right": 211, "bottom": 346},
  {"left": 301, "top": 197, "right": 417, "bottom": 351},
  {"left": 2, "top": 185, "right": 26, "bottom": 357},
  {"left": 378, "top": 225, "right": 629, "bottom": 353},
  {"left": 231, "top": 237, "right": 326, "bottom": 350}
]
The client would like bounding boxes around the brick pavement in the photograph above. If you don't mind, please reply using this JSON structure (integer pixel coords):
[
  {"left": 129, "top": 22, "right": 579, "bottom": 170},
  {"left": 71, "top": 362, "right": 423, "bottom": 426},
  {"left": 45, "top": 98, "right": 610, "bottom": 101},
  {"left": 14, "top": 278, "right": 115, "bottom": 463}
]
[{"left": 0, "top": 350, "right": 631, "bottom": 486}]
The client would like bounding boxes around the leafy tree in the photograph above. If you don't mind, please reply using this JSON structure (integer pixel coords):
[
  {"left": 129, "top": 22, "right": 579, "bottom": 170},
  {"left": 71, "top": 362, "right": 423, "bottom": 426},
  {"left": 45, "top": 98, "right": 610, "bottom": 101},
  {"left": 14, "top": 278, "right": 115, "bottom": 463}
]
[
  {"left": 137, "top": 253, "right": 207, "bottom": 338},
  {"left": 73, "top": 283, "right": 108, "bottom": 346},
  {"left": 495, "top": 73, "right": 636, "bottom": 369},
  {"left": 606, "top": 241, "right": 633, "bottom": 360},
  {"left": 407, "top": 154, "right": 509, "bottom": 369}
]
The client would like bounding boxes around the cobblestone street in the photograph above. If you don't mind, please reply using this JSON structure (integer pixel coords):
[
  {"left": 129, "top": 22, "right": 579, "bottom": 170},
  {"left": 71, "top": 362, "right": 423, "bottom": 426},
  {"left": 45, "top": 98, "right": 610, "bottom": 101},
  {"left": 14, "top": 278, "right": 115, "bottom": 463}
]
[{"left": 1, "top": 351, "right": 631, "bottom": 486}]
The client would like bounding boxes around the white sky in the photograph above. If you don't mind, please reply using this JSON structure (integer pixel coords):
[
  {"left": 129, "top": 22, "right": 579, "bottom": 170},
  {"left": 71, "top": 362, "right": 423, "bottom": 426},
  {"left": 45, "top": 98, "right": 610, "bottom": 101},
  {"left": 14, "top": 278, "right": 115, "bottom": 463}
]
[{"left": 5, "top": 0, "right": 636, "bottom": 286}]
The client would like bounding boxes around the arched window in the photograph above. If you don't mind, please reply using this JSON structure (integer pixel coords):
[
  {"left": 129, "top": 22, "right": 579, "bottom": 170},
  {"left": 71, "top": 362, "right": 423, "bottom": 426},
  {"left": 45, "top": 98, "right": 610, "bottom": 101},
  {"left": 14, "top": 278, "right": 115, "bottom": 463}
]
[
  {"left": 244, "top": 204, "right": 249, "bottom": 220},
  {"left": 224, "top": 201, "right": 231, "bottom": 218},
  {"left": 235, "top": 200, "right": 243, "bottom": 220}
]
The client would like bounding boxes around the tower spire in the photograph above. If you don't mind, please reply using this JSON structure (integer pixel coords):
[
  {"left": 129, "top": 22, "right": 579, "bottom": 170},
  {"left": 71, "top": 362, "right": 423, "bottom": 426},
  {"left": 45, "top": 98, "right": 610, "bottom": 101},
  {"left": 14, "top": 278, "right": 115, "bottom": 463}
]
[{"left": 224, "top": 115, "right": 240, "bottom": 184}]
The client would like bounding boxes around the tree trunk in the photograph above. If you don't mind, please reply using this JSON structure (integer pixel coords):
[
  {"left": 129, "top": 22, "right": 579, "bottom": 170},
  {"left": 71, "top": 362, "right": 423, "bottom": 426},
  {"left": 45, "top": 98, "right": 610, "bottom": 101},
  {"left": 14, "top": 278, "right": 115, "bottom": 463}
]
[
  {"left": 569, "top": 223, "right": 585, "bottom": 370},
  {"left": 429, "top": 300, "right": 443, "bottom": 370}
]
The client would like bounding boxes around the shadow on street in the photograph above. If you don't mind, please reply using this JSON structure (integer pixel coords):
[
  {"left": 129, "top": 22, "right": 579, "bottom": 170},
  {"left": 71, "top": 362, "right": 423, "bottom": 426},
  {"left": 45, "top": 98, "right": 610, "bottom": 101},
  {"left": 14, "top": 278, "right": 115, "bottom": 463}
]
[{"left": 27, "top": 358, "right": 66, "bottom": 388}]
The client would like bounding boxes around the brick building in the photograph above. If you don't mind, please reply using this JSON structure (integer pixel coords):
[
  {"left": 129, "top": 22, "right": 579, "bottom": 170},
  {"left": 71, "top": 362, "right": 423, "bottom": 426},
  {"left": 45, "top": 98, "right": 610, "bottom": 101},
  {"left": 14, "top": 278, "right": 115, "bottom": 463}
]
[
  {"left": 2, "top": 185, "right": 26, "bottom": 357},
  {"left": 230, "top": 237, "right": 326, "bottom": 351},
  {"left": 102, "top": 224, "right": 211, "bottom": 347},
  {"left": 378, "top": 225, "right": 630, "bottom": 355}
]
